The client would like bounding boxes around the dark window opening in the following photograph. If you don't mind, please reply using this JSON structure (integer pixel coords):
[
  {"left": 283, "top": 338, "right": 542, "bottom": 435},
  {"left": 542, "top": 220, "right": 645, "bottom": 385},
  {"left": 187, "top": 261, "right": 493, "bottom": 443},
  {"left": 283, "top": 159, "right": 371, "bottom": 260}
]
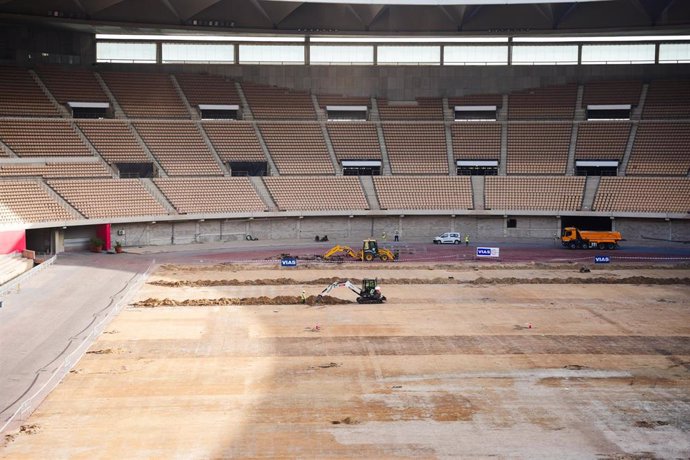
[
  {"left": 560, "top": 216, "right": 612, "bottom": 231},
  {"left": 116, "top": 162, "right": 154, "bottom": 178},
  {"left": 507, "top": 218, "right": 517, "bottom": 228},
  {"left": 576, "top": 165, "right": 618, "bottom": 176},
  {"left": 457, "top": 165, "right": 498, "bottom": 176},
  {"left": 343, "top": 165, "right": 380, "bottom": 176},
  {"left": 229, "top": 161, "right": 267, "bottom": 176},
  {"left": 454, "top": 110, "right": 497, "bottom": 121},
  {"left": 201, "top": 109, "right": 239, "bottom": 120},
  {"left": 72, "top": 107, "right": 109, "bottom": 119}
]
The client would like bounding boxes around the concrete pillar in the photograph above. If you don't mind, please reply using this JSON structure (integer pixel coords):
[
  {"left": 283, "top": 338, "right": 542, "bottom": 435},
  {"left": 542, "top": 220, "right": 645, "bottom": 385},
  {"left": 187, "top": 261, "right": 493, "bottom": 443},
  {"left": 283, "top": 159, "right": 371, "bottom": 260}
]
[{"left": 52, "top": 229, "right": 64, "bottom": 254}]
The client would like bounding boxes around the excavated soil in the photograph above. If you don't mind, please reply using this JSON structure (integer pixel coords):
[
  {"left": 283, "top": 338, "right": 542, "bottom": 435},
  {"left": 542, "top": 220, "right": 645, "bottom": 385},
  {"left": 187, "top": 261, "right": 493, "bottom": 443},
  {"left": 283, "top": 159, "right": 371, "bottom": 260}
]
[
  {"left": 131, "top": 294, "right": 351, "bottom": 307},
  {"left": 149, "top": 276, "right": 690, "bottom": 287}
]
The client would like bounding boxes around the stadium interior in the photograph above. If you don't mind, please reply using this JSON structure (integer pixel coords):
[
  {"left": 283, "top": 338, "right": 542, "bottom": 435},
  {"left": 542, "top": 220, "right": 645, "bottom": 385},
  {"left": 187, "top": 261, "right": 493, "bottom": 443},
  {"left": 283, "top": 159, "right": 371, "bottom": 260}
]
[{"left": 1, "top": 1, "right": 690, "bottom": 457}]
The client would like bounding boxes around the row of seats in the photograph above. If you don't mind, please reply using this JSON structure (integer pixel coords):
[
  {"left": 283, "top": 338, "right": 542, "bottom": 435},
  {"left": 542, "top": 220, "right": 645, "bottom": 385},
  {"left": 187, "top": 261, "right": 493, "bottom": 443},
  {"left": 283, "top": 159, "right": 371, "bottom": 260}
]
[
  {"left": 1, "top": 175, "right": 688, "bottom": 225},
  {"left": 259, "top": 123, "right": 334, "bottom": 174},
  {"left": 264, "top": 176, "right": 368, "bottom": 211},
  {"left": 133, "top": 121, "right": 223, "bottom": 176},
  {"left": 327, "top": 123, "right": 381, "bottom": 160},
  {"left": 485, "top": 177, "right": 586, "bottom": 211},
  {"left": 374, "top": 176, "right": 473, "bottom": 210},
  {"left": 0, "top": 162, "right": 111, "bottom": 178},
  {"left": 594, "top": 177, "right": 690, "bottom": 213},
  {"left": 451, "top": 123, "right": 501, "bottom": 159},
  {"left": 46, "top": 179, "right": 168, "bottom": 218},
  {"left": 0, "top": 120, "right": 92, "bottom": 157},
  {"left": 77, "top": 120, "right": 150, "bottom": 163},
  {"left": 36, "top": 66, "right": 108, "bottom": 105},
  {"left": 175, "top": 74, "right": 240, "bottom": 108},
  {"left": 627, "top": 123, "right": 690, "bottom": 175},
  {"left": 0, "top": 180, "right": 74, "bottom": 224},
  {"left": 202, "top": 121, "right": 265, "bottom": 162},
  {"left": 153, "top": 177, "right": 266, "bottom": 214},
  {"left": 100, "top": 71, "right": 190, "bottom": 119},
  {"left": 0, "top": 66, "right": 59, "bottom": 117},
  {"left": 575, "top": 122, "right": 631, "bottom": 160},
  {"left": 506, "top": 123, "right": 572, "bottom": 174},
  {"left": 382, "top": 124, "right": 448, "bottom": 174},
  {"left": 241, "top": 82, "right": 316, "bottom": 120},
  {"left": 3, "top": 66, "right": 690, "bottom": 121},
  {"left": 0, "top": 118, "right": 687, "bottom": 176},
  {"left": 377, "top": 98, "right": 444, "bottom": 121}
]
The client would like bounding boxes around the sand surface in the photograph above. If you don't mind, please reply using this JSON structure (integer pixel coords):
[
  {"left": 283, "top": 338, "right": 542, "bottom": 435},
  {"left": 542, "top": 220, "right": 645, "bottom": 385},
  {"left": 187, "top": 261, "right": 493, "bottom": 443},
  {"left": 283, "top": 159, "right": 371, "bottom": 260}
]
[{"left": 2, "top": 263, "right": 689, "bottom": 459}]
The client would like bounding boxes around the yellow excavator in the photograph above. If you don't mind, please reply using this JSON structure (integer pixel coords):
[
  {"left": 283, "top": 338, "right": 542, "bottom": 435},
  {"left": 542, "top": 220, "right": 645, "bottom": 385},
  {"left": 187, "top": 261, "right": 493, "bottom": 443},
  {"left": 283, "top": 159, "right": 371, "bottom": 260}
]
[{"left": 323, "top": 239, "right": 396, "bottom": 262}]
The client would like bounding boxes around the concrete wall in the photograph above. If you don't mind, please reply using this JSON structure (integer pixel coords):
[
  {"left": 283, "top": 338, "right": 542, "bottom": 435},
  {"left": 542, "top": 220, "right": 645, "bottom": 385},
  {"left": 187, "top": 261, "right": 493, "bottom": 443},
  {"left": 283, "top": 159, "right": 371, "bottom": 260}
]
[
  {"left": 614, "top": 218, "right": 690, "bottom": 242},
  {"left": 105, "top": 215, "right": 690, "bottom": 250},
  {"left": 99, "top": 62, "right": 690, "bottom": 100}
]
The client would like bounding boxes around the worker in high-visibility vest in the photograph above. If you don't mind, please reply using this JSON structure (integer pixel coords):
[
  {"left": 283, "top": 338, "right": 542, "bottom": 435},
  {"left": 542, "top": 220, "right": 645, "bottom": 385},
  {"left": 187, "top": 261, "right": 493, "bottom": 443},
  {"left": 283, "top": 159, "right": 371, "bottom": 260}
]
[{"left": 464, "top": 234, "right": 470, "bottom": 247}]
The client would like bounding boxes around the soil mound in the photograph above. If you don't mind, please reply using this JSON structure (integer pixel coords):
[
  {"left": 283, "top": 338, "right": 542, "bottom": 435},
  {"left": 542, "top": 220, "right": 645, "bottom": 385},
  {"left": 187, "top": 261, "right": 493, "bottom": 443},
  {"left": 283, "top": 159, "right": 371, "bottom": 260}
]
[{"left": 132, "top": 295, "right": 351, "bottom": 307}]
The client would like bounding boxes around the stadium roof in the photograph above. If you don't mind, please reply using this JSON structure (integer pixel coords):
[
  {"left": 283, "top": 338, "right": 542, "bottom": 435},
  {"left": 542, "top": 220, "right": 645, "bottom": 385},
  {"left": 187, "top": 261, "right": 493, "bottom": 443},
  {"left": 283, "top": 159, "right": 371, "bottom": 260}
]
[{"left": 0, "top": 0, "right": 688, "bottom": 36}]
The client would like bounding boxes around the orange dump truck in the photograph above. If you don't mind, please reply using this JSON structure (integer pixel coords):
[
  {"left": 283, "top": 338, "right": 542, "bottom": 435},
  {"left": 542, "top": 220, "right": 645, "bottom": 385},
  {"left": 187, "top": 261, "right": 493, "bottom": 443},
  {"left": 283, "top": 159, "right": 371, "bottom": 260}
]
[{"left": 561, "top": 227, "right": 623, "bottom": 250}]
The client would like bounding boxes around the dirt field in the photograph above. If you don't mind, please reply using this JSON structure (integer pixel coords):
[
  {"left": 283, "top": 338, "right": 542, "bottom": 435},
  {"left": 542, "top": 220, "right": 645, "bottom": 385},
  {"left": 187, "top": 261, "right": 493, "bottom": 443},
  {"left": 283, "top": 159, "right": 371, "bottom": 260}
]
[{"left": 2, "top": 262, "right": 689, "bottom": 459}]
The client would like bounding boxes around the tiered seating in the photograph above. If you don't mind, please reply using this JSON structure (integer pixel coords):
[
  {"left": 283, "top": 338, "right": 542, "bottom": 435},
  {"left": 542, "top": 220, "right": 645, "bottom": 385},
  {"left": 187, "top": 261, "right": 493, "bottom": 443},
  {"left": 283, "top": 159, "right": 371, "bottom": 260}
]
[
  {"left": 100, "top": 72, "right": 189, "bottom": 119},
  {"left": 582, "top": 80, "right": 642, "bottom": 105},
  {"left": 241, "top": 83, "right": 315, "bottom": 120},
  {"left": 448, "top": 93, "right": 503, "bottom": 107},
  {"left": 0, "top": 180, "right": 75, "bottom": 224},
  {"left": 377, "top": 98, "right": 444, "bottom": 120},
  {"left": 202, "top": 121, "right": 265, "bottom": 162},
  {"left": 134, "top": 121, "right": 223, "bottom": 176},
  {"left": 47, "top": 179, "right": 167, "bottom": 218},
  {"left": 382, "top": 123, "right": 448, "bottom": 174},
  {"left": 0, "top": 120, "right": 92, "bottom": 157},
  {"left": 575, "top": 122, "right": 631, "bottom": 160},
  {"left": 0, "top": 162, "right": 111, "bottom": 178},
  {"left": 317, "top": 95, "right": 371, "bottom": 108},
  {"left": 36, "top": 66, "right": 108, "bottom": 104},
  {"left": 175, "top": 74, "right": 240, "bottom": 107},
  {"left": 451, "top": 123, "right": 501, "bottom": 159},
  {"left": 259, "top": 123, "right": 334, "bottom": 174},
  {"left": 507, "top": 123, "right": 571, "bottom": 174},
  {"left": 153, "top": 178, "right": 266, "bottom": 214},
  {"left": 326, "top": 122, "right": 381, "bottom": 160},
  {"left": 373, "top": 176, "right": 472, "bottom": 210},
  {"left": 263, "top": 177, "right": 368, "bottom": 211},
  {"left": 594, "top": 177, "right": 690, "bottom": 213},
  {"left": 485, "top": 177, "right": 585, "bottom": 211},
  {"left": 643, "top": 80, "right": 690, "bottom": 119},
  {"left": 0, "top": 66, "right": 59, "bottom": 117},
  {"left": 508, "top": 84, "right": 577, "bottom": 120},
  {"left": 626, "top": 122, "right": 690, "bottom": 175},
  {"left": 77, "top": 120, "right": 150, "bottom": 164}
]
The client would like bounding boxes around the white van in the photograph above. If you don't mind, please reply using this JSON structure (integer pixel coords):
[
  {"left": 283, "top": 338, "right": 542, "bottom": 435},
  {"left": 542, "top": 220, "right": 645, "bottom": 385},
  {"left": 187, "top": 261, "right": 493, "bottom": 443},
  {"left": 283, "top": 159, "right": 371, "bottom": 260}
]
[{"left": 433, "top": 232, "right": 461, "bottom": 244}]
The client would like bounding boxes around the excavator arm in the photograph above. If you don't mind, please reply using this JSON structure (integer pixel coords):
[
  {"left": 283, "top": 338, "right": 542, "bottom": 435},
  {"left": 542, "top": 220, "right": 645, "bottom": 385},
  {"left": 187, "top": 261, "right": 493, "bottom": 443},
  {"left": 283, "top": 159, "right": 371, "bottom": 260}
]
[
  {"left": 323, "top": 245, "right": 360, "bottom": 260},
  {"left": 317, "top": 281, "right": 362, "bottom": 301}
]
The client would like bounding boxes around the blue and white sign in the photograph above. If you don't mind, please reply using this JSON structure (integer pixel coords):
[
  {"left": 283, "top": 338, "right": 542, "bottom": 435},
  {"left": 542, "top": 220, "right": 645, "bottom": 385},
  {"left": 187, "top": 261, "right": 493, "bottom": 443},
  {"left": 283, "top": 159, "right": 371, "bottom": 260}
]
[
  {"left": 280, "top": 257, "right": 297, "bottom": 267},
  {"left": 594, "top": 255, "right": 610, "bottom": 264},
  {"left": 477, "top": 247, "right": 500, "bottom": 258}
]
